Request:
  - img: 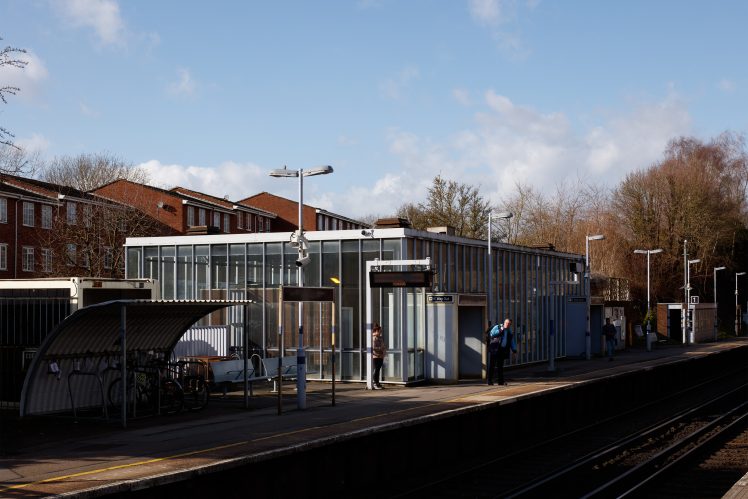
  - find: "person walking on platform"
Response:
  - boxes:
[603,317,617,361]
[372,323,386,389]
[487,318,516,385]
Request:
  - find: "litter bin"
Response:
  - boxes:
[646,323,656,351]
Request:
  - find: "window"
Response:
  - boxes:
[266,219,271,232]
[66,244,76,266]
[198,208,206,226]
[104,247,113,269]
[213,212,220,229]
[236,211,243,229]
[67,202,77,225]
[259,218,264,232]
[223,214,230,233]
[83,205,93,227]
[41,205,53,229]
[23,202,34,227]
[247,214,253,232]
[0,244,7,270]
[42,248,52,272]
[81,249,90,268]
[0,197,7,223]
[187,206,195,226]
[22,246,34,272]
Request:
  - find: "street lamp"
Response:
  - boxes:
[487,212,513,325]
[736,272,746,336]
[686,258,701,344]
[269,164,333,410]
[713,266,726,340]
[585,234,605,360]
[634,248,662,351]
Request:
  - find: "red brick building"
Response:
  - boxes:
[0,175,128,278]
[240,192,368,232]
[94,180,277,235]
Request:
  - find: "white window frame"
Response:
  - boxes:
[187,206,195,227]
[237,211,243,229]
[0,197,7,223]
[213,212,220,229]
[41,205,53,229]
[266,218,271,232]
[198,208,206,226]
[42,248,53,273]
[0,243,7,270]
[104,247,113,269]
[66,244,76,266]
[67,202,77,225]
[223,213,230,233]
[259,218,264,232]
[22,246,34,272]
[23,201,34,227]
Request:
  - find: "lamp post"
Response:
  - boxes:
[686,258,701,344]
[487,212,513,325]
[736,272,746,336]
[713,266,725,340]
[585,234,605,360]
[269,165,333,410]
[634,248,662,351]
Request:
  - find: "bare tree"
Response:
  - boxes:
[40,152,149,191]
[36,196,169,278]
[0,143,41,177]
[1,37,28,165]
[398,175,491,239]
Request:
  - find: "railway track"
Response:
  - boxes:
[392,369,748,499]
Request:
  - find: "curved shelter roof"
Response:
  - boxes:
[21,300,248,417]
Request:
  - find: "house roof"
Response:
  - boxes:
[240,191,367,226]
[171,187,276,218]
[1,174,99,202]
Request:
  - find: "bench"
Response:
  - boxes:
[209,355,315,395]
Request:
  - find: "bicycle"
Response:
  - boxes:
[107,358,184,416]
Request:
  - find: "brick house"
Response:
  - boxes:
[0,175,139,278]
[239,192,368,232]
[94,180,277,235]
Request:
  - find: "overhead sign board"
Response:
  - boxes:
[369,271,432,288]
[282,286,335,302]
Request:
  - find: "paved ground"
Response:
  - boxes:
[1,338,745,498]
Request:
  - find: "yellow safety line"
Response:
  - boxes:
[0,399,462,494]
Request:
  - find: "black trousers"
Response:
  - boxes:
[487,347,509,384]
[373,358,384,385]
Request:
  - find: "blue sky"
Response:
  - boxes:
[2,0,747,219]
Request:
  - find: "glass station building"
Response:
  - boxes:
[125,228,585,384]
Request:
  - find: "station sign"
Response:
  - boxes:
[282,286,335,302]
[428,295,454,303]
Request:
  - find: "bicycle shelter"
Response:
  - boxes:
[20,299,253,427]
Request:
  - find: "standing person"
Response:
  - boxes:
[372,323,386,389]
[487,318,516,385]
[603,317,617,361]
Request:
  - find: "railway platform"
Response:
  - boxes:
[1,338,746,498]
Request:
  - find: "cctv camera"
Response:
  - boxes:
[361,229,374,237]
[296,255,311,267]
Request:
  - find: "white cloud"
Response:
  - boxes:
[15,133,50,154]
[380,66,420,100]
[167,68,196,98]
[469,0,503,26]
[453,88,472,106]
[79,101,100,117]
[54,0,126,47]
[332,91,692,218]
[0,50,48,101]
[139,160,269,201]
[718,79,735,93]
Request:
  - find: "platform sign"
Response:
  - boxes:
[690,295,699,304]
[369,270,432,288]
[282,286,334,302]
[428,295,454,303]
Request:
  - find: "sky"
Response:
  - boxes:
[2,0,747,220]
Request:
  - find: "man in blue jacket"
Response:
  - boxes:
[487,318,516,385]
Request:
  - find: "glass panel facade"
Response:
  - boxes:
[125,230,582,384]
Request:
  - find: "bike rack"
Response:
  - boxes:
[67,363,108,421]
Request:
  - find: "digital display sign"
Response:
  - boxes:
[282,286,335,302]
[369,271,432,288]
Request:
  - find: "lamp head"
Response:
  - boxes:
[714,266,726,271]
[302,165,334,177]
[688,259,701,265]
[587,234,605,241]
[737,272,747,277]
[491,211,513,219]
[269,166,299,178]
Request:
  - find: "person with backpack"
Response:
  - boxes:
[487,318,516,385]
[602,317,617,361]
